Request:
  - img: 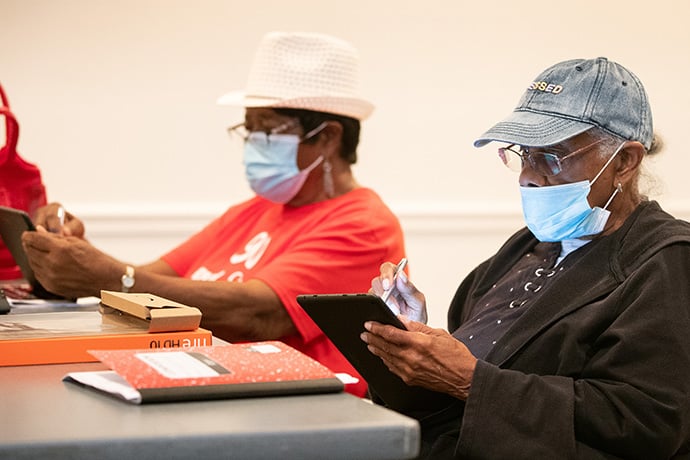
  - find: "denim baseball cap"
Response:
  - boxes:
[474,57,653,149]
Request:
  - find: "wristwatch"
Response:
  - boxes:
[121,265,135,292]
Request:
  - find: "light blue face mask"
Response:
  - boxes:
[520,142,625,242]
[243,124,326,204]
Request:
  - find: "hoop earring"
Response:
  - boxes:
[323,158,335,198]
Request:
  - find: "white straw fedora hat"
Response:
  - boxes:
[217,31,374,120]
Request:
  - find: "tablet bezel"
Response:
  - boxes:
[0,206,63,299]
[296,293,452,414]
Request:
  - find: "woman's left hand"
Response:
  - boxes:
[361,316,477,400]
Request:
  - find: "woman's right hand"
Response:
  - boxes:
[370,261,428,324]
[32,202,85,238]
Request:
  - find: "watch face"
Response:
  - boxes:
[122,266,135,290]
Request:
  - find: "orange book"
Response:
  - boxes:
[0,308,213,366]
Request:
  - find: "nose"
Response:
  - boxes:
[519,164,548,187]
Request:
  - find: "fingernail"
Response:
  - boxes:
[360,332,368,343]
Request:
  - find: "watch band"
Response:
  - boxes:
[121,265,135,292]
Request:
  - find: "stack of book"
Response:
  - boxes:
[1,296,212,366]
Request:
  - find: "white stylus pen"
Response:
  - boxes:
[381,258,407,303]
[56,206,66,227]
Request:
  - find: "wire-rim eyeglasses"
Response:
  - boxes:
[497,138,606,176]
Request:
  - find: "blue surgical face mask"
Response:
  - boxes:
[520,142,625,242]
[243,125,325,204]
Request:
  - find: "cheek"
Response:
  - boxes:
[588,173,618,206]
[553,160,604,186]
[296,146,321,170]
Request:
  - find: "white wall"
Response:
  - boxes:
[2,0,689,327]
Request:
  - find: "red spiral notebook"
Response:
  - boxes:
[64,341,344,404]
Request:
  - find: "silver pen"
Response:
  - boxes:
[381,258,407,303]
[56,206,66,227]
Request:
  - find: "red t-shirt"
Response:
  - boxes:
[162,188,405,396]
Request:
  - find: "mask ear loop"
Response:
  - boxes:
[303,122,328,140]
[603,182,623,210]
[591,141,626,211]
[590,141,626,185]
[304,121,334,198]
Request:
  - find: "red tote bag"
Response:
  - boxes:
[0,83,48,280]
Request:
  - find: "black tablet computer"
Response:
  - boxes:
[0,289,10,314]
[296,293,453,415]
[0,205,63,299]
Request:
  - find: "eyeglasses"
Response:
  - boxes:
[227,120,299,143]
[498,138,606,176]
[226,120,327,145]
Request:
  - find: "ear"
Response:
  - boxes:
[615,141,645,185]
[316,121,343,152]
